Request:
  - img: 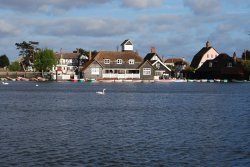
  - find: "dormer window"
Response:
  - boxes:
[227,62,232,67]
[129,59,134,64]
[117,59,122,64]
[209,62,213,67]
[104,59,110,64]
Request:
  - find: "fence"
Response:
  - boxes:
[0,71,42,78]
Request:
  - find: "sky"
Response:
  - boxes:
[0,0,249,62]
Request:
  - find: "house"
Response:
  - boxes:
[144,47,171,79]
[82,50,143,80]
[190,41,219,69]
[52,50,84,81]
[195,52,245,80]
[121,39,134,51]
[82,39,146,80]
[165,58,188,78]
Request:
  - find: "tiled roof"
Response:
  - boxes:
[82,51,143,70]
[165,58,187,64]
[55,52,80,59]
[94,51,143,62]
[190,47,212,68]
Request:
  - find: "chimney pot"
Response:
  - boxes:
[151,47,156,53]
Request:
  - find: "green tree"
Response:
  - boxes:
[34,48,57,77]
[241,50,250,60]
[8,61,21,71]
[241,60,250,80]
[0,54,10,68]
[15,41,39,71]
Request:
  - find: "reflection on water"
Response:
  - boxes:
[0,82,250,166]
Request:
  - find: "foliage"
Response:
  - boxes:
[241,50,250,60]
[0,54,10,68]
[241,60,250,74]
[8,61,21,71]
[75,48,98,59]
[15,41,39,70]
[34,48,57,73]
[184,65,195,73]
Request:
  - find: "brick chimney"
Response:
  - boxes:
[206,41,211,48]
[151,47,156,53]
[89,50,92,60]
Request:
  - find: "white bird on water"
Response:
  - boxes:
[36,84,39,87]
[96,89,106,95]
[2,82,9,85]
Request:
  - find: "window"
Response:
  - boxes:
[227,62,232,67]
[104,59,110,64]
[129,59,134,64]
[156,63,160,69]
[143,68,151,75]
[91,68,99,75]
[207,54,209,58]
[117,59,122,64]
[209,62,213,67]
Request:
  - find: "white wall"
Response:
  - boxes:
[123,45,133,51]
[198,48,219,68]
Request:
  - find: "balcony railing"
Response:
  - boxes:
[103,73,140,79]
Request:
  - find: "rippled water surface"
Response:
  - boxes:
[0,81,250,166]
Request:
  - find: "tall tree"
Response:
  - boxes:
[0,54,10,68]
[241,50,250,60]
[15,41,39,71]
[34,48,57,77]
[241,60,250,80]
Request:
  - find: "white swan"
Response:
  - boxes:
[2,82,9,85]
[96,89,106,95]
[35,84,39,87]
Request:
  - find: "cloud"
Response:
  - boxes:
[0,20,20,37]
[0,0,111,14]
[122,0,164,8]
[183,0,221,15]
[29,17,139,37]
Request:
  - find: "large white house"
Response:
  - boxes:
[52,50,83,81]
[190,41,219,69]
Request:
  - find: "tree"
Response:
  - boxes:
[183,65,195,79]
[8,61,21,71]
[0,54,10,68]
[241,50,250,60]
[15,41,39,71]
[241,60,250,80]
[33,48,57,77]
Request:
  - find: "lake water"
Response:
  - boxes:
[0,81,249,166]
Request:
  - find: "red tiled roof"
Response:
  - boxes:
[165,58,184,64]
[55,53,80,59]
[94,51,143,62]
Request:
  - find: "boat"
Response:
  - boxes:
[87,79,96,83]
[155,79,176,83]
[232,79,247,83]
[187,79,194,82]
[201,79,208,82]
[79,79,85,83]
[174,79,187,82]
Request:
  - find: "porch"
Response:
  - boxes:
[102,69,140,79]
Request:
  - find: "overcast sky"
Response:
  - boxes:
[0,0,249,62]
